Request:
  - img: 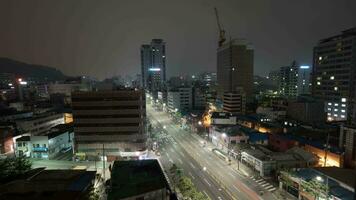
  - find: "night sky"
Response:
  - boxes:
[1,0,355,80]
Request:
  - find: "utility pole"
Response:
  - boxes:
[324,133,330,167]
[102,143,105,180]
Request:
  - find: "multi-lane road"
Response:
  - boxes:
[148,104,279,200]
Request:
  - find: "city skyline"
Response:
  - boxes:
[0,0,355,79]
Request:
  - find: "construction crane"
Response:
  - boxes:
[214,7,226,47]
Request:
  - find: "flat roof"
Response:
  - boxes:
[291,168,355,200]
[0,168,96,200]
[108,159,168,200]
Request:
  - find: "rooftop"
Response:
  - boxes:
[0,168,96,200]
[289,168,355,200]
[108,159,169,200]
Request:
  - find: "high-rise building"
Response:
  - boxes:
[279,61,311,98]
[141,39,166,97]
[71,89,147,160]
[279,61,299,98]
[312,27,356,123]
[222,88,246,115]
[297,65,311,95]
[217,39,254,100]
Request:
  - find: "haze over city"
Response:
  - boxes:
[1,0,355,79]
[1,1,356,200]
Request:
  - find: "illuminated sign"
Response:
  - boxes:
[148,68,161,72]
[33,147,48,152]
[300,65,310,69]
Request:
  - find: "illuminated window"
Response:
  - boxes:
[334,109,338,112]
[341,115,345,118]
[341,98,347,102]
[334,103,339,106]
[328,102,332,106]
[330,76,334,80]
[334,87,338,91]
[327,113,331,116]
[319,56,323,61]
[327,108,331,111]
[342,104,346,107]
[334,114,338,117]
[317,77,322,80]
[317,82,321,85]
[341,110,346,113]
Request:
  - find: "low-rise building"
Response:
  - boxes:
[167,87,192,113]
[222,89,246,115]
[0,123,15,155]
[339,125,356,168]
[287,100,326,124]
[240,145,317,177]
[15,123,73,159]
[108,159,173,200]
[279,167,355,200]
[256,106,286,121]
[0,168,97,200]
[15,112,65,136]
[210,112,236,125]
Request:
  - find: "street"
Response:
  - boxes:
[148,104,280,200]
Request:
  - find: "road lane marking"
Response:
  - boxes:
[262,183,269,187]
[189,162,196,169]
[178,151,185,157]
[228,172,235,177]
[189,172,195,179]
[204,178,211,187]
[256,179,264,183]
[265,185,274,189]
[268,188,276,192]
[177,158,183,164]
[233,185,241,192]
[203,191,210,199]
[259,181,266,185]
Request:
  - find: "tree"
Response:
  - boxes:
[0,156,32,183]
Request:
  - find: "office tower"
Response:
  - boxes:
[71,89,147,160]
[312,27,356,123]
[279,61,299,98]
[222,88,246,115]
[217,39,254,100]
[140,39,166,97]
[297,65,311,95]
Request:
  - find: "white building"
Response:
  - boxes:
[167,87,192,112]
[15,112,65,136]
[15,124,74,159]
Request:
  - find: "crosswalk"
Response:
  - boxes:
[250,176,276,192]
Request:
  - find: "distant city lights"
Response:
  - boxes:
[300,65,310,69]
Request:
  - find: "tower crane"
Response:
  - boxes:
[214,7,226,47]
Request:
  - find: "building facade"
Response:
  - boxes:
[71,89,147,160]
[222,89,246,115]
[167,87,192,112]
[15,112,65,136]
[217,39,254,100]
[279,61,299,98]
[312,27,356,123]
[339,125,356,168]
[141,39,166,97]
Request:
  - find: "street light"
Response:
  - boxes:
[222,133,227,138]
[198,121,202,126]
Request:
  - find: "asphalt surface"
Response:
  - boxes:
[148,104,279,200]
